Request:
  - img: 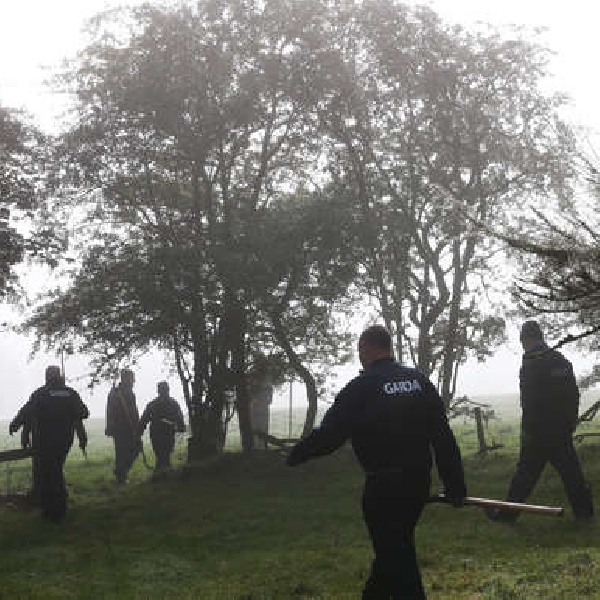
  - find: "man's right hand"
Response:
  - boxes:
[449,497,465,508]
[9,421,18,435]
[445,492,466,508]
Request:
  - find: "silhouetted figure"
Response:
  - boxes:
[286,325,466,599]
[488,320,594,523]
[249,356,273,449]
[139,381,185,471]
[105,369,140,483]
[9,365,89,522]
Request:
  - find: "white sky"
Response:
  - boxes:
[1,0,599,418]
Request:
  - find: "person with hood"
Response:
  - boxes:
[139,381,185,471]
[487,320,594,522]
[105,368,141,483]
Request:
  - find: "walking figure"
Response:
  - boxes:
[139,381,185,471]
[9,365,89,522]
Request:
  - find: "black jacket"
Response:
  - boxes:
[520,344,579,437]
[287,358,466,499]
[10,382,89,454]
[106,385,139,438]
[139,396,185,437]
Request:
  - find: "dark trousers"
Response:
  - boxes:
[113,435,140,483]
[507,432,593,519]
[39,450,69,522]
[28,453,42,504]
[150,431,175,470]
[362,472,430,600]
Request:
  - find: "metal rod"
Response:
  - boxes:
[288,379,293,438]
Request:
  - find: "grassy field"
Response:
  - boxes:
[0,413,598,599]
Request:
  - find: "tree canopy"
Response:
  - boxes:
[0,106,43,296]
[22,0,585,455]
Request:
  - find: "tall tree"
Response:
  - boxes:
[315,1,574,407]
[28,0,354,456]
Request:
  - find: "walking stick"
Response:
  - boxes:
[429,494,564,517]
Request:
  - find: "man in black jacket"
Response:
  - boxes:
[105,368,141,483]
[9,365,89,522]
[488,320,594,522]
[287,325,466,599]
[19,396,87,506]
[139,381,185,471]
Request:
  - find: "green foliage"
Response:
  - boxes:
[0,102,68,298]
[502,160,600,386]
[0,106,47,296]
[24,0,581,442]
[313,2,574,405]
[27,0,361,451]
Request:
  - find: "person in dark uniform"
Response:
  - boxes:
[19,399,87,505]
[105,368,141,483]
[9,365,89,521]
[487,320,594,523]
[139,381,185,471]
[286,325,466,599]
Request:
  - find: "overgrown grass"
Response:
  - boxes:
[0,417,598,599]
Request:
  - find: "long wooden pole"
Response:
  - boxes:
[429,494,564,517]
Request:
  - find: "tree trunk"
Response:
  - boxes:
[188,405,226,461]
[439,237,463,408]
[474,407,487,454]
[272,316,319,436]
[186,326,229,461]
[298,366,319,437]
[232,330,254,454]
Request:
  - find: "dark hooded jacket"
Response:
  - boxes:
[139,396,185,437]
[520,343,579,437]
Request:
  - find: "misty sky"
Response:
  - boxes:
[1,1,599,418]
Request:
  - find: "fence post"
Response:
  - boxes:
[474,407,487,454]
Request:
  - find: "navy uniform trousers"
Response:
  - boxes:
[150,430,176,470]
[507,432,593,519]
[362,471,430,599]
[39,448,70,521]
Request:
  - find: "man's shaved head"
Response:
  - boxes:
[358,325,393,369]
[359,325,393,352]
